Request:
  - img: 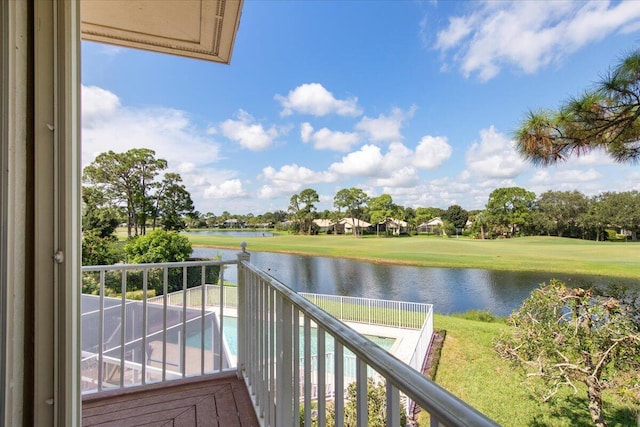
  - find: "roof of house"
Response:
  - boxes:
[339,218,372,227]
[418,217,443,227]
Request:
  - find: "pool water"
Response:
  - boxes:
[186,316,395,358]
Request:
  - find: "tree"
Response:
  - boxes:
[485,187,536,236]
[441,204,469,232]
[470,210,488,239]
[495,280,640,427]
[82,186,122,238]
[403,206,416,233]
[599,191,640,240]
[368,194,399,236]
[515,49,640,165]
[288,188,319,235]
[415,207,444,228]
[577,196,609,241]
[82,230,125,266]
[334,187,369,237]
[153,173,194,231]
[83,148,168,236]
[535,190,588,237]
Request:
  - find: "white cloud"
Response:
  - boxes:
[527,167,607,196]
[299,123,360,152]
[434,1,640,81]
[564,149,616,167]
[81,85,221,169]
[355,106,416,142]
[300,122,313,142]
[374,167,420,188]
[261,164,336,185]
[329,144,386,177]
[275,83,362,117]
[413,135,453,169]
[82,85,120,125]
[328,137,452,182]
[177,162,196,174]
[203,179,247,199]
[257,164,337,199]
[465,126,528,179]
[97,45,124,57]
[219,110,280,151]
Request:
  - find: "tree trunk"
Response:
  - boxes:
[586,377,606,427]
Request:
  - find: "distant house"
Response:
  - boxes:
[377,218,408,235]
[222,218,245,228]
[339,218,372,235]
[312,218,334,233]
[417,217,443,234]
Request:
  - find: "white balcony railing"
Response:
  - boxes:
[82,244,498,426]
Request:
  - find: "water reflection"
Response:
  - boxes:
[191,247,639,317]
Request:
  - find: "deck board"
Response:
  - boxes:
[83,374,258,427]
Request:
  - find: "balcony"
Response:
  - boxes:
[81,244,498,426]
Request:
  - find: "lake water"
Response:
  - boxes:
[192,247,640,317]
[188,230,276,237]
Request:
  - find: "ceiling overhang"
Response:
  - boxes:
[80,0,243,64]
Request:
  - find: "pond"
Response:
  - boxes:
[191,247,640,317]
[188,230,277,237]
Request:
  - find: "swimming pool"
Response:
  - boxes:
[186,316,396,359]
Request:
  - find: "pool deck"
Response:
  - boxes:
[343,321,422,365]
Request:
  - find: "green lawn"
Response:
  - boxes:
[429,315,637,426]
[184,233,640,279]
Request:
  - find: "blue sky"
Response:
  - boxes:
[82,0,640,215]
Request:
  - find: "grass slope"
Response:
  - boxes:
[186,233,640,279]
[431,315,636,426]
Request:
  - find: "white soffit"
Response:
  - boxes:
[81,0,243,64]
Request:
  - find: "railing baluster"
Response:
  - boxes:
[269,288,276,427]
[293,306,300,425]
[181,267,187,378]
[304,316,311,427]
[275,294,283,425]
[317,326,326,426]
[141,268,148,385]
[356,358,367,427]
[200,265,205,375]
[218,264,224,371]
[98,270,105,392]
[259,274,266,415]
[335,341,344,427]
[386,380,400,427]
[120,270,126,388]
[162,267,168,382]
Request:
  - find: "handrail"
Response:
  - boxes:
[81,259,236,272]
[239,259,498,427]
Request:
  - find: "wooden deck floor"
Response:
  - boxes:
[82,373,259,427]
